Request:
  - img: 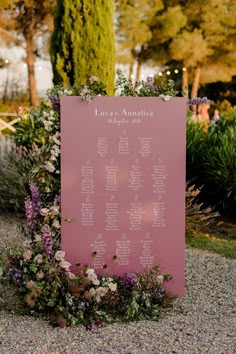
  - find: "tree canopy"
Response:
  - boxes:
[0,0,56,106]
[50,0,116,95]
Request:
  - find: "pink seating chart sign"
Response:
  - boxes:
[61,96,186,296]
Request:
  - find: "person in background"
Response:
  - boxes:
[198,103,210,123]
[211,109,220,124]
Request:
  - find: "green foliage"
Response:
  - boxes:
[14,104,49,149]
[205,125,236,209]
[186,112,236,211]
[50,0,115,95]
[13,102,60,201]
[186,117,207,182]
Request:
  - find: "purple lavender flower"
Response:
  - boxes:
[188,97,209,106]
[8,267,23,284]
[123,272,138,288]
[48,95,60,111]
[25,183,41,232]
[41,224,53,257]
[30,183,41,215]
[25,198,34,227]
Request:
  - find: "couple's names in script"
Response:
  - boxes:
[95,108,154,126]
[95,108,154,117]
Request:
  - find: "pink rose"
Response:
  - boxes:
[80,87,90,95]
[34,254,43,264]
[96,287,108,297]
[59,260,71,271]
[36,271,44,280]
[54,250,65,261]
[89,76,100,81]
[23,250,32,261]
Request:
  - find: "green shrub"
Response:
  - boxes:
[186,118,207,183]
[204,125,236,209]
[14,103,50,149]
[0,143,41,211]
[186,109,236,212]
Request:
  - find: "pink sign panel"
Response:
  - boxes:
[61,96,186,296]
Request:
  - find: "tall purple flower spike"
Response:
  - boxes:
[25,183,41,232]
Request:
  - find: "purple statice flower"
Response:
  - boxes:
[123,272,138,288]
[152,287,165,304]
[188,97,209,106]
[48,95,60,111]
[78,301,86,310]
[41,224,53,257]
[146,76,154,90]
[8,267,23,285]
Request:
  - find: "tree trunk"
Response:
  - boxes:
[182,67,188,96]
[25,33,39,107]
[135,59,142,82]
[129,61,134,80]
[191,65,201,99]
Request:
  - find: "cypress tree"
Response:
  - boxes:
[50,0,115,94]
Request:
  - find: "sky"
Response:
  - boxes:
[0,45,53,98]
[0,45,162,99]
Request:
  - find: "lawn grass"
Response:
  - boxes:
[186,232,236,258]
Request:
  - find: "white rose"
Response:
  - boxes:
[67,272,76,280]
[59,260,71,270]
[34,234,42,242]
[108,283,117,292]
[52,220,60,229]
[86,268,95,276]
[34,254,43,264]
[45,161,55,173]
[50,206,59,214]
[55,250,65,261]
[22,239,32,247]
[91,274,100,286]
[96,287,108,297]
[157,275,164,284]
[40,208,50,216]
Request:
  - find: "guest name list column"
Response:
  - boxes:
[61,96,186,296]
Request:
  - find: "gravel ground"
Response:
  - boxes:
[0,213,236,354]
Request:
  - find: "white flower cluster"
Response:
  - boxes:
[85,268,117,299]
[57,88,73,96]
[45,132,61,174]
[39,206,61,229]
[54,250,75,279]
[42,109,58,132]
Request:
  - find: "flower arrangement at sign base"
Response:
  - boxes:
[3,72,188,328]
